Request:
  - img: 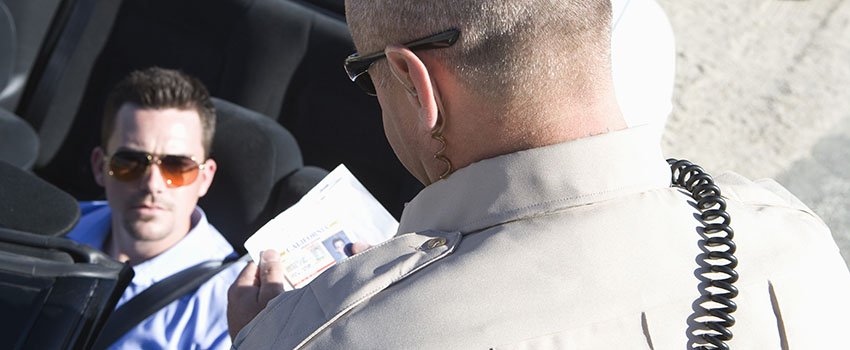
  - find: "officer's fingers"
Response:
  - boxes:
[227,262,260,340]
[229,261,259,298]
[351,242,372,255]
[227,262,260,317]
[257,250,285,303]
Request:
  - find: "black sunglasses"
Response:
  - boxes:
[344,29,461,96]
[104,149,205,188]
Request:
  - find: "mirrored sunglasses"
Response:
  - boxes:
[105,149,205,188]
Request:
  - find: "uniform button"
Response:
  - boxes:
[424,237,447,249]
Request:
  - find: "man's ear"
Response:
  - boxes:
[385,45,440,131]
[196,158,217,198]
[91,147,106,187]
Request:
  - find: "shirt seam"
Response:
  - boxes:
[458,180,668,234]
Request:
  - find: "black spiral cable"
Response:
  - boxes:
[668,159,739,350]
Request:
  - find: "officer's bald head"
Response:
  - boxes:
[344,0,613,106]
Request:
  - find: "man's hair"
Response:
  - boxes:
[346,0,612,107]
[102,67,216,157]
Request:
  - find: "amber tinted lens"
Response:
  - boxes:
[159,155,200,187]
[109,150,149,181]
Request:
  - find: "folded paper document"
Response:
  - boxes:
[243,165,398,289]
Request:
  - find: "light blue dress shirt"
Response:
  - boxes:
[66,201,244,350]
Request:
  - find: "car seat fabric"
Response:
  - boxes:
[0,159,79,236]
[0,0,64,110]
[0,107,39,169]
[0,0,14,92]
[13,0,121,190]
[271,165,329,214]
[201,98,327,252]
[293,0,345,17]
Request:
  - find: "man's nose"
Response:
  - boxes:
[138,162,167,192]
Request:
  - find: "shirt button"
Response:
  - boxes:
[424,237,447,249]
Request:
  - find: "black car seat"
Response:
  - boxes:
[0,160,79,236]
[0,0,64,110]
[203,97,328,252]
[296,0,344,17]
[0,107,39,169]
[0,1,39,169]
[0,0,13,92]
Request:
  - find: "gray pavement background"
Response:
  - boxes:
[656,0,850,266]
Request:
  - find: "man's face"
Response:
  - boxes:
[93,104,215,242]
[334,240,346,254]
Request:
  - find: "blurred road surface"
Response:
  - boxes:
[657,0,850,266]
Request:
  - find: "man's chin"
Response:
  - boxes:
[125,219,172,242]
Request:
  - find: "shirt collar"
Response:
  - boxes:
[397,125,672,235]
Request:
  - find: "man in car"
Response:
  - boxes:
[67,67,241,349]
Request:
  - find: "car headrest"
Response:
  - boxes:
[0,160,80,236]
[0,107,39,169]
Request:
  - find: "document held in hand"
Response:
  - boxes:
[243,165,399,289]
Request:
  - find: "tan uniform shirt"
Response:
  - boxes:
[233,125,850,349]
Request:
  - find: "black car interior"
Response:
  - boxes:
[0,0,420,347]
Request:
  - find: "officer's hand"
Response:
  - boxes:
[227,249,285,341]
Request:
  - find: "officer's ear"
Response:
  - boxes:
[385,45,440,132]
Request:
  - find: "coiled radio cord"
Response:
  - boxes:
[668,159,739,350]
